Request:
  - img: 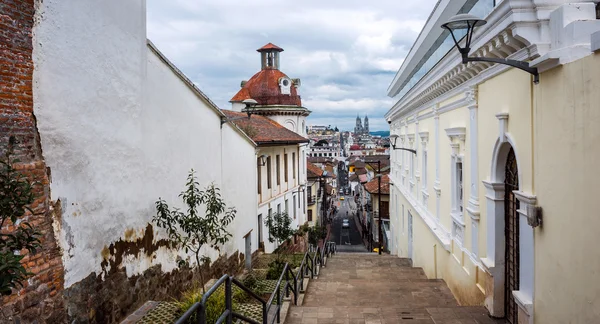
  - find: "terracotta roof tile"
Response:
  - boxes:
[307,161,323,179]
[364,174,390,195]
[257,43,284,52]
[230,69,301,106]
[222,110,308,145]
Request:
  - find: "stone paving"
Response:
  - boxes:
[286,253,506,324]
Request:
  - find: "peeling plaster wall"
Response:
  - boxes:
[33,0,149,288]
[32,1,257,321]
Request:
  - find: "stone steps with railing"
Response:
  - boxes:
[123,242,337,324]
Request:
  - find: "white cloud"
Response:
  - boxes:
[146,0,437,131]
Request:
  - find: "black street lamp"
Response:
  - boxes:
[441,14,539,83]
[221,98,259,127]
[389,135,417,154]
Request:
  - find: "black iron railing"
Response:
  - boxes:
[175,274,266,324]
[175,241,337,324]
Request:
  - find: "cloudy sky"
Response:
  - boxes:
[146,0,437,132]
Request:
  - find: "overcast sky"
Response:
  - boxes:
[146,0,437,132]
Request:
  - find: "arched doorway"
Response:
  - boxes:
[504,147,519,324]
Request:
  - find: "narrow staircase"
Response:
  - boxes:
[286,253,506,324]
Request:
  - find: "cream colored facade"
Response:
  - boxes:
[386,1,600,323]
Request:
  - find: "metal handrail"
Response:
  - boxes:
[175,274,229,324]
[174,247,335,324]
[265,262,300,324]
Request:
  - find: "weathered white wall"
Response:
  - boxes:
[221,124,258,258]
[257,145,306,253]
[33,0,257,288]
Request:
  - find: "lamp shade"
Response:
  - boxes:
[441,14,486,31]
[389,134,399,147]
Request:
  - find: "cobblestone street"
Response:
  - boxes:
[286,253,506,324]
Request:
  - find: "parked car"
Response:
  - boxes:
[342,219,350,228]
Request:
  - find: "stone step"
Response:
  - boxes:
[285,253,507,324]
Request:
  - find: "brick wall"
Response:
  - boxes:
[0,0,66,322]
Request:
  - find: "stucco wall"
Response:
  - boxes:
[32,0,257,321]
[533,53,600,324]
[221,124,258,260]
[257,145,306,253]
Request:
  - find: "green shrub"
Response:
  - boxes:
[176,284,240,324]
[266,259,286,280]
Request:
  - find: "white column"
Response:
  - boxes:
[466,87,480,257]
[415,117,420,191]
[433,108,441,220]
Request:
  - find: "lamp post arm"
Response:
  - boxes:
[464,56,539,83]
[392,147,417,155]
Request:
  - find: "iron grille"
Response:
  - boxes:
[504,147,520,324]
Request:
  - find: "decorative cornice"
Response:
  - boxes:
[445,127,466,142]
[385,0,562,122]
[419,131,429,144]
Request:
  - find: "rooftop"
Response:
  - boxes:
[222,110,308,146]
[364,174,390,195]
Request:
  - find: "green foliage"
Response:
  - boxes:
[176,285,241,324]
[154,170,236,293]
[266,259,286,280]
[307,226,323,247]
[0,137,41,296]
[242,271,269,294]
[264,211,294,246]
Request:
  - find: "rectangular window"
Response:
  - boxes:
[422,151,428,190]
[268,209,272,240]
[457,162,463,213]
[284,153,288,182]
[402,204,405,235]
[292,152,296,179]
[277,203,281,215]
[276,155,281,185]
[285,199,289,215]
[410,151,415,180]
[293,195,297,219]
[257,158,262,194]
[308,210,313,221]
[267,156,272,189]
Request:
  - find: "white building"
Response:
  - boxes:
[228,43,312,253]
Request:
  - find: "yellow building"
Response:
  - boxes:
[385,1,600,324]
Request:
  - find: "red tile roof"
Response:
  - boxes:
[307,161,324,178]
[230,69,302,106]
[364,174,390,195]
[326,184,334,195]
[257,43,284,52]
[222,110,308,146]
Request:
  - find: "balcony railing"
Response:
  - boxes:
[308,195,317,205]
[372,211,390,220]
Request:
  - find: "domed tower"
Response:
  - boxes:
[230,43,310,137]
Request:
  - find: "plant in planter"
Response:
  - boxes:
[264,211,294,279]
[154,170,236,294]
[0,136,41,296]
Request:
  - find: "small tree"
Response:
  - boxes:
[264,211,295,279]
[154,170,236,294]
[0,137,41,296]
[307,225,322,249]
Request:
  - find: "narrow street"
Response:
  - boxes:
[329,195,369,253]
